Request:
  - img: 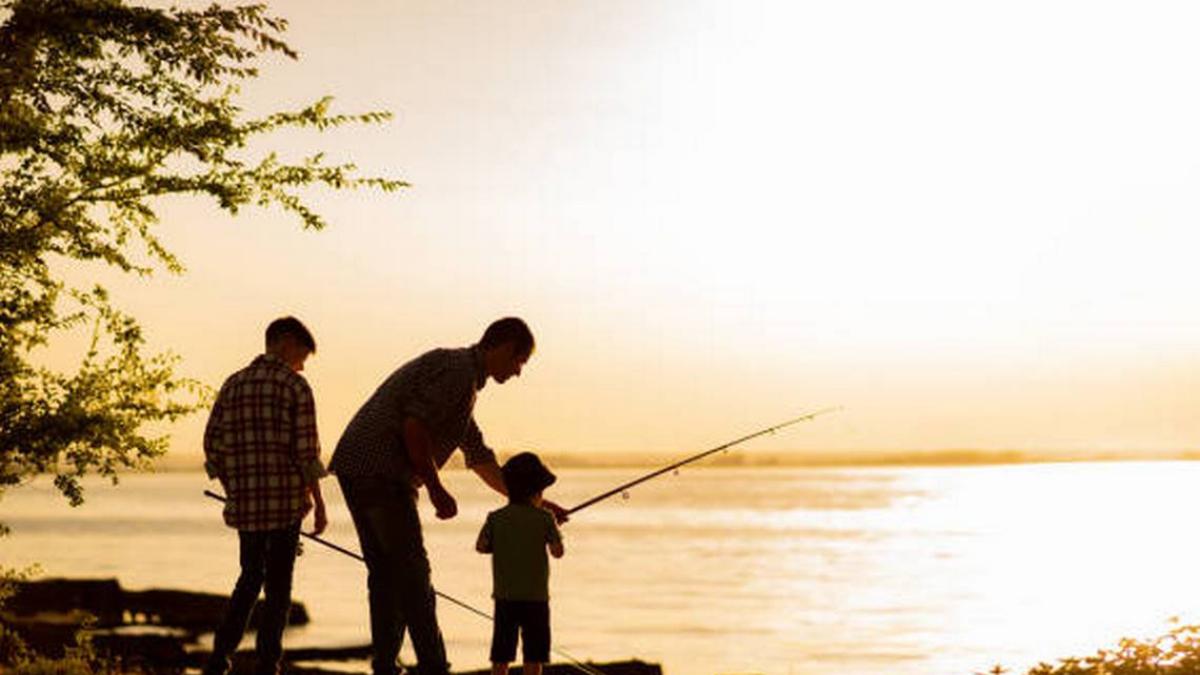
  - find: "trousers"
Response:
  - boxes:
[339,474,449,675]
[204,524,300,675]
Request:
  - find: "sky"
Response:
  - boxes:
[77,0,1200,462]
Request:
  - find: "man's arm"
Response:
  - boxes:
[462,419,569,524]
[471,460,507,496]
[549,540,565,559]
[404,416,457,519]
[462,418,504,496]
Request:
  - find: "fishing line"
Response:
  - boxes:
[202,490,605,675]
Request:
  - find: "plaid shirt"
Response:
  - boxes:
[329,345,497,481]
[204,354,326,531]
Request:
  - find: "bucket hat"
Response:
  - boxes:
[501,452,557,500]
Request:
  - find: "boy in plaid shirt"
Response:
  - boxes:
[203,317,328,675]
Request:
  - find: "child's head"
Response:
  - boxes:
[501,452,557,504]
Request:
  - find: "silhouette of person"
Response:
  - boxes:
[202,316,328,675]
[330,317,567,675]
[476,452,565,675]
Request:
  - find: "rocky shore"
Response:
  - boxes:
[2,578,660,675]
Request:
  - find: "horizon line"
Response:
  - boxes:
[151,448,1200,471]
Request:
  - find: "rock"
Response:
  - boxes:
[2,579,662,675]
[4,578,124,627]
[5,578,308,633]
[455,660,662,675]
[215,657,662,675]
[125,587,309,631]
[92,632,188,673]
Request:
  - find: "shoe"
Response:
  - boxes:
[202,656,231,675]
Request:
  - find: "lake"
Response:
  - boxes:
[4,462,1200,675]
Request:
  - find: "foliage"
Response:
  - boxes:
[7,655,101,675]
[978,622,1200,675]
[0,567,32,665]
[3,616,123,675]
[0,0,407,508]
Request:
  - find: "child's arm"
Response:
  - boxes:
[476,517,493,554]
[547,515,564,558]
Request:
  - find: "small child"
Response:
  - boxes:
[476,452,565,675]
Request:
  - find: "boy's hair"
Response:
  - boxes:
[502,452,556,503]
[265,316,316,353]
[480,317,535,358]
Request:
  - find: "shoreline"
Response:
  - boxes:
[2,578,662,675]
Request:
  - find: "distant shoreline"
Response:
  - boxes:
[151,449,1200,472]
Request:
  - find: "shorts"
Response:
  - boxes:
[490,599,550,663]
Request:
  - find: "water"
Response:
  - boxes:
[4,462,1200,675]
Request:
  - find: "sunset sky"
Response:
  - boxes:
[82,0,1200,461]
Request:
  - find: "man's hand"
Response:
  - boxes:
[429,483,458,520]
[310,500,328,536]
[542,499,569,525]
[405,416,455,519]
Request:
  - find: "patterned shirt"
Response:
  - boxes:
[203,354,326,531]
[329,345,497,481]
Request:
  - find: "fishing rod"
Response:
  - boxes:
[566,407,841,515]
[202,490,605,675]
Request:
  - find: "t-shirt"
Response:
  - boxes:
[478,503,562,601]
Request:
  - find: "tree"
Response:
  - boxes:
[0,0,407,511]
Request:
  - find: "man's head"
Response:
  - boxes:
[479,317,534,384]
[265,316,316,372]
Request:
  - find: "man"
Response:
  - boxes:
[330,317,566,675]
[203,316,328,675]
